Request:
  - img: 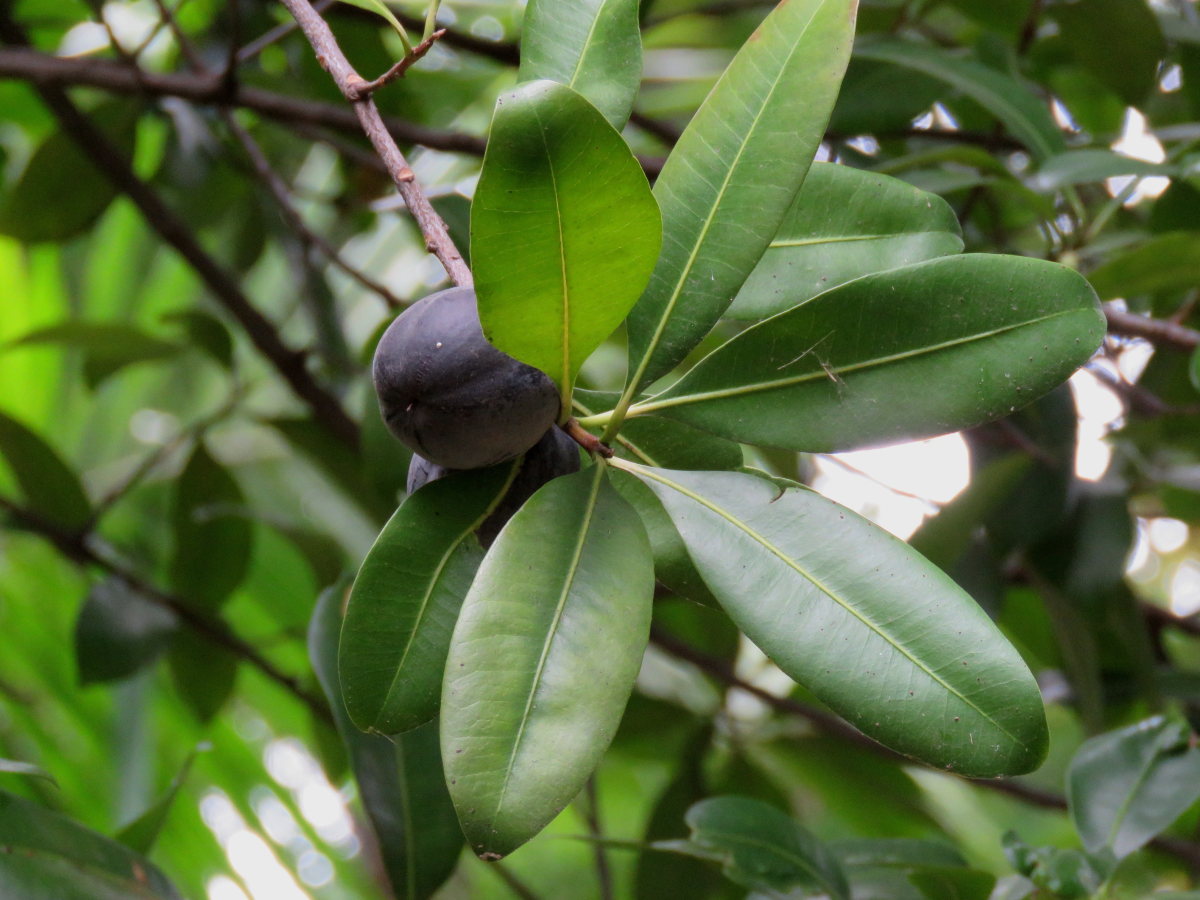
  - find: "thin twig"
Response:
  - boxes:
[238,0,334,62]
[149,0,204,70]
[0,17,360,450]
[0,496,333,725]
[279,0,472,287]
[564,418,614,458]
[346,29,445,99]
[583,777,614,900]
[488,861,544,900]
[223,112,405,307]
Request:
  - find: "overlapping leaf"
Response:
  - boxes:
[340,462,519,735]
[518,0,643,128]
[727,163,963,319]
[623,465,1049,776]
[629,255,1103,453]
[441,463,654,858]
[473,80,660,403]
[624,0,858,393]
[310,585,463,900]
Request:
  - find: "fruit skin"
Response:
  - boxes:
[407,425,582,546]
[373,287,561,469]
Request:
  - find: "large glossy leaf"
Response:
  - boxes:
[75,577,179,685]
[9,322,181,389]
[0,789,182,899]
[310,585,463,900]
[629,255,1103,454]
[441,462,654,858]
[1048,0,1166,105]
[1087,232,1200,299]
[623,0,857,394]
[655,796,849,899]
[854,38,1065,160]
[518,0,642,129]
[169,443,253,612]
[1066,716,1200,858]
[0,409,91,531]
[727,163,963,320]
[340,462,519,735]
[622,465,1049,776]
[473,80,661,402]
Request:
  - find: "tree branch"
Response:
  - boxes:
[278,0,472,287]
[0,20,360,450]
[0,46,488,156]
[1105,307,1200,353]
[0,496,333,726]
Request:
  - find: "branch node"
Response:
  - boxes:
[565,418,614,459]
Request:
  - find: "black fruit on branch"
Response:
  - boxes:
[407,424,582,546]
[373,287,561,469]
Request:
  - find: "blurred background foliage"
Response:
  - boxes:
[5,0,1200,898]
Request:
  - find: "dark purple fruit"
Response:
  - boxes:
[407,424,581,546]
[373,287,561,469]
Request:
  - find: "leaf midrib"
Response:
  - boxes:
[491,463,607,822]
[566,0,608,91]
[627,0,828,390]
[627,464,1021,743]
[633,307,1083,415]
[770,230,955,248]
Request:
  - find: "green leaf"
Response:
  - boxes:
[270,416,395,524]
[473,80,661,403]
[655,796,849,899]
[622,465,1049,776]
[168,632,237,722]
[115,745,207,854]
[624,0,857,393]
[310,584,463,900]
[0,409,92,531]
[1029,150,1174,192]
[831,838,967,870]
[907,867,997,900]
[1087,232,1200,299]
[0,102,137,243]
[162,310,234,369]
[169,443,253,612]
[909,454,1032,572]
[0,758,57,787]
[518,0,643,129]
[75,578,179,685]
[1048,0,1166,105]
[631,255,1103,454]
[575,390,743,471]
[340,461,520,735]
[441,462,654,858]
[9,322,182,389]
[1066,715,1200,858]
[611,468,720,608]
[727,163,963,320]
[0,789,182,899]
[853,38,1066,160]
[337,0,412,50]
